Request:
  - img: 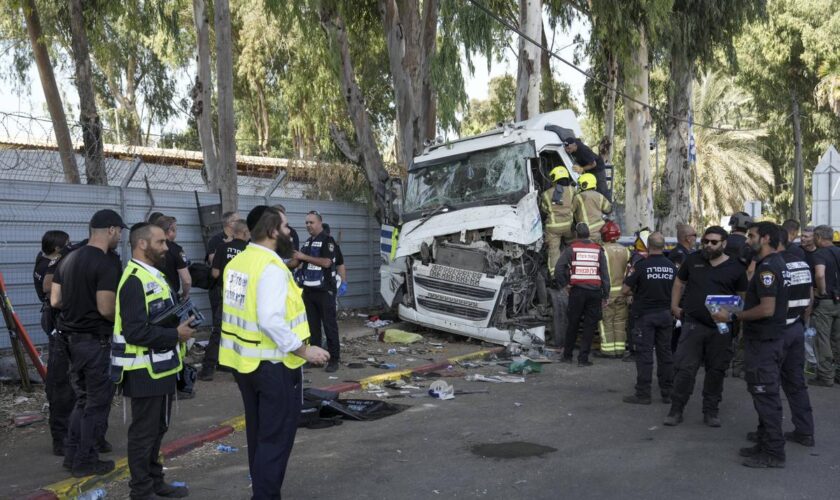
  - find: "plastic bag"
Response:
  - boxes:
[382,329,423,344]
[804,327,817,364]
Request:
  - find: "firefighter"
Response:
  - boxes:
[571,173,612,243]
[598,221,631,357]
[540,165,575,276]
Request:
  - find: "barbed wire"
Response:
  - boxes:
[0,111,378,202]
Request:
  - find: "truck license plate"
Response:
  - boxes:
[429,264,482,286]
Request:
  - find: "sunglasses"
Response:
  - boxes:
[701,238,722,245]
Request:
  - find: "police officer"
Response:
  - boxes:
[671,223,697,264]
[571,173,612,242]
[665,226,747,428]
[556,223,610,366]
[199,219,250,381]
[622,232,675,404]
[599,221,630,357]
[623,228,651,361]
[291,210,340,372]
[540,166,575,276]
[154,216,191,301]
[725,211,753,263]
[112,223,194,498]
[743,228,815,451]
[34,230,74,456]
[810,224,840,386]
[711,222,788,467]
[51,209,125,476]
[220,206,329,498]
[781,219,806,260]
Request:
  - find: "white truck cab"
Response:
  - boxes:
[380,110,584,346]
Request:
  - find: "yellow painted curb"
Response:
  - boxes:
[45,456,130,500]
[220,414,247,432]
[358,347,503,389]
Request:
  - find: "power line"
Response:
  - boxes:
[465,0,765,133]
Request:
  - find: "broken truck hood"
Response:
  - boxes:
[395,191,542,258]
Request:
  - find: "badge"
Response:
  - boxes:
[760,271,775,287]
[329,243,335,252]
[145,281,163,294]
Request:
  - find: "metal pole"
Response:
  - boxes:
[263,170,287,205]
[367,199,375,307]
[119,157,143,264]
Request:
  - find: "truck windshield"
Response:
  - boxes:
[404,142,533,216]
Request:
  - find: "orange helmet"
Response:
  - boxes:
[600,220,621,242]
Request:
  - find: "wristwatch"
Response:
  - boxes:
[729,312,738,322]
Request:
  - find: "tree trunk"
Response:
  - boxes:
[622,26,653,232]
[515,0,541,121]
[256,83,270,154]
[320,7,390,221]
[791,90,805,227]
[660,41,694,233]
[602,49,618,164]
[69,0,106,185]
[539,25,554,112]
[191,0,219,188]
[23,0,80,183]
[420,0,438,143]
[215,0,238,213]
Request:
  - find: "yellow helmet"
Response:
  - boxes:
[549,166,570,183]
[578,173,597,191]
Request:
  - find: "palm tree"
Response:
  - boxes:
[690,69,773,226]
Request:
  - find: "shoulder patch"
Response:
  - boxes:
[760,270,775,287]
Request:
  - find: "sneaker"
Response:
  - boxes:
[808,378,834,387]
[703,414,721,428]
[742,452,785,468]
[739,444,762,458]
[325,361,339,373]
[578,360,593,367]
[621,352,636,363]
[623,394,652,405]
[71,459,115,478]
[97,439,113,454]
[178,390,196,400]
[155,481,190,498]
[197,365,215,381]
[663,411,683,426]
[784,431,815,447]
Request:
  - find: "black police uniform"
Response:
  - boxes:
[668,244,693,352]
[670,252,748,419]
[116,263,187,499]
[53,245,121,473]
[34,251,76,454]
[297,231,340,362]
[204,238,248,372]
[161,240,189,298]
[742,252,789,462]
[624,254,676,400]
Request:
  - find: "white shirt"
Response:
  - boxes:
[132,259,167,282]
[250,243,303,356]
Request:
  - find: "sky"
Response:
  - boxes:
[0,15,591,144]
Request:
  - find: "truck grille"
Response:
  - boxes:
[414,276,496,300]
[417,297,489,320]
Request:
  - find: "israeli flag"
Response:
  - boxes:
[688,109,697,164]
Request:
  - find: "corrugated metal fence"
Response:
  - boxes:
[0,179,381,348]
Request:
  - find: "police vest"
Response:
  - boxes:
[781,251,812,325]
[604,242,630,296]
[541,186,574,234]
[219,245,310,373]
[570,241,603,287]
[111,261,183,384]
[296,235,334,290]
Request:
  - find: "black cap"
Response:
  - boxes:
[246,205,270,231]
[563,137,577,146]
[90,209,127,229]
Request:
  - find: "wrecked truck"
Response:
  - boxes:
[379,110,585,346]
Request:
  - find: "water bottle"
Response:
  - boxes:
[709,305,729,334]
[76,489,107,500]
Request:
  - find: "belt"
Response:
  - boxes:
[65,332,111,343]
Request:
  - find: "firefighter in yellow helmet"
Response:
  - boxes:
[540,165,575,276]
[597,221,631,357]
[572,173,613,243]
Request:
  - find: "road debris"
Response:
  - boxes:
[465,374,526,384]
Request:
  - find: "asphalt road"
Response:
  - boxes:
[93,355,840,500]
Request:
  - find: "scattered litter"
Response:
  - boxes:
[328,376,338,380]
[387,348,397,355]
[13,396,30,404]
[13,411,44,427]
[76,488,107,500]
[384,380,406,389]
[465,374,525,384]
[428,380,455,400]
[381,329,423,344]
[365,319,392,328]
[457,361,484,369]
[514,402,523,407]
[347,363,365,369]
[648,426,658,431]
[429,342,445,348]
[508,359,543,375]
[378,363,398,369]
[406,357,417,362]
[454,389,489,395]
[216,444,239,453]
[171,482,187,488]
[515,480,527,485]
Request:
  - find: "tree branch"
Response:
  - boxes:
[329,123,360,163]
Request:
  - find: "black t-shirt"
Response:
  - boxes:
[677,252,748,327]
[624,254,676,315]
[52,245,121,336]
[205,231,226,263]
[289,226,300,252]
[668,244,693,266]
[803,247,817,283]
[299,232,337,291]
[743,253,788,339]
[570,140,604,174]
[724,233,753,264]
[212,239,248,275]
[162,240,189,294]
[33,252,59,303]
[813,245,840,297]
[785,242,806,261]
[334,241,344,267]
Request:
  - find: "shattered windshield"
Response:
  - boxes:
[403,142,534,216]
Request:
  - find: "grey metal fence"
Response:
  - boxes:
[0,179,382,348]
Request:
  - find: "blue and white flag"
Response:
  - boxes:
[688,109,697,164]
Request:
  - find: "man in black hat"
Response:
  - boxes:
[51,209,125,477]
[564,137,609,198]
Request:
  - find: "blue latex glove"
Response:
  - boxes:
[338,282,348,297]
